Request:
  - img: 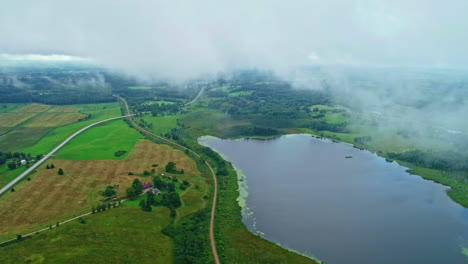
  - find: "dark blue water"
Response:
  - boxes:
[199,134,468,264]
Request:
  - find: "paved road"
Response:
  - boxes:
[115,95,220,264]
[185,86,206,106]
[0,115,134,196]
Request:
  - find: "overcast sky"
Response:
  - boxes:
[1,0,468,79]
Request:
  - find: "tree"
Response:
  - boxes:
[153,177,165,190]
[162,192,182,208]
[146,191,155,206]
[10,188,15,192]
[103,186,116,197]
[16,234,22,240]
[165,161,176,173]
[132,179,143,195]
[167,182,176,192]
[126,187,138,200]
[50,164,55,169]
[58,168,64,175]
[7,162,16,170]
[139,199,152,212]
[46,164,50,169]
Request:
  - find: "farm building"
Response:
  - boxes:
[151,188,161,195]
[142,183,152,189]
[20,160,27,166]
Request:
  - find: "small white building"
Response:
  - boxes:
[20,160,27,166]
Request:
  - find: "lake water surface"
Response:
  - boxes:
[199,134,468,264]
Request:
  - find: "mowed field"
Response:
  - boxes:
[0,140,205,239]
[0,102,120,155]
[54,120,143,160]
[0,206,174,264]
[0,104,86,152]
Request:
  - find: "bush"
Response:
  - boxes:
[114,150,127,157]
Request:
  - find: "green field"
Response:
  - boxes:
[22,103,123,156]
[54,120,143,160]
[0,165,27,189]
[0,104,28,113]
[141,113,186,136]
[0,206,174,264]
[228,91,253,97]
[128,86,153,90]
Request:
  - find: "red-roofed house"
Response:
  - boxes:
[143,183,152,189]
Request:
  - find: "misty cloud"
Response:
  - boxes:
[1,0,468,79]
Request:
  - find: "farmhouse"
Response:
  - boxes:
[142,183,152,189]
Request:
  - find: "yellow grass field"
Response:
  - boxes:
[0,140,205,237]
[0,112,38,127]
[47,107,80,113]
[13,104,51,113]
[24,112,86,127]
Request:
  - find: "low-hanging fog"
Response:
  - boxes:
[1,0,468,152]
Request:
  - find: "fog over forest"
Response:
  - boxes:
[1,0,468,151]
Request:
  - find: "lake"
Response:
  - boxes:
[199,134,468,264]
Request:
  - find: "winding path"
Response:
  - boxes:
[114,95,220,264]
[0,115,134,196]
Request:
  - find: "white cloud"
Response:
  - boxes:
[0,0,467,79]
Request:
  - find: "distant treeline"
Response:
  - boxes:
[0,91,115,105]
[387,150,468,173]
[0,69,114,105]
[309,120,349,133]
[227,125,280,137]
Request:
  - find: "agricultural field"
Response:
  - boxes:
[23,112,86,128]
[0,140,206,240]
[0,103,109,152]
[0,165,27,189]
[13,104,51,113]
[0,103,28,113]
[0,102,125,197]
[0,112,38,127]
[0,206,174,264]
[54,120,143,160]
[21,103,122,156]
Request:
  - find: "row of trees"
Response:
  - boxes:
[91,200,121,213]
[387,150,468,173]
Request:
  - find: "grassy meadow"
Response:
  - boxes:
[0,206,174,264]
[54,120,143,160]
